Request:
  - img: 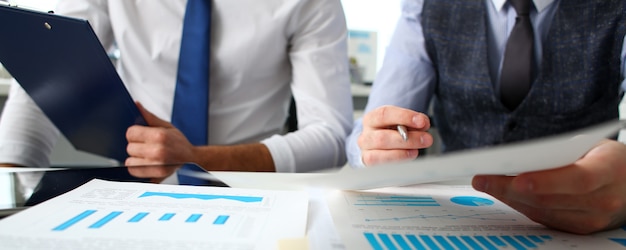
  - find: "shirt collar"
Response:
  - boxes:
[491,0,554,13]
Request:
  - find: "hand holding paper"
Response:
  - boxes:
[200,120,625,191]
[473,138,626,234]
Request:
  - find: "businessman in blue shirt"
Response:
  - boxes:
[347,0,626,234]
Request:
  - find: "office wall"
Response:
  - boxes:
[341,0,402,75]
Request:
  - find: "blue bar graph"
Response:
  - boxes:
[363,233,554,250]
[89,211,122,229]
[213,215,229,225]
[52,210,236,231]
[139,192,263,203]
[354,195,439,207]
[53,210,96,231]
[129,212,149,223]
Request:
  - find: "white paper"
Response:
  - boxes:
[206,120,624,191]
[326,184,626,250]
[0,179,309,250]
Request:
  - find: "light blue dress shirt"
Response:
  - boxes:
[346,0,626,167]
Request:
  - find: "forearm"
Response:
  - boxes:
[193,143,275,172]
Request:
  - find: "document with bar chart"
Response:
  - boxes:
[327,184,626,250]
[0,179,308,250]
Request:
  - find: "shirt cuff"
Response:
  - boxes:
[261,135,296,173]
[346,119,366,169]
[0,142,51,167]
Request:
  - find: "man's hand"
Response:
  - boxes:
[358,105,433,166]
[473,139,626,234]
[125,102,198,179]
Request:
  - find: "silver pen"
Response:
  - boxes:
[397,125,408,141]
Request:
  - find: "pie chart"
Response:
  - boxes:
[450,196,494,206]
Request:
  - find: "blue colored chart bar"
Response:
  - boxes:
[420,235,440,250]
[406,235,427,250]
[526,235,544,244]
[128,212,149,223]
[89,211,122,229]
[355,195,440,207]
[487,235,507,247]
[461,235,487,250]
[159,213,175,221]
[213,215,229,225]
[392,234,412,250]
[378,233,397,250]
[139,192,263,203]
[52,210,97,231]
[364,233,383,250]
[515,235,537,248]
[186,214,202,223]
[473,236,497,250]
[501,235,526,250]
[433,235,455,250]
[447,236,469,250]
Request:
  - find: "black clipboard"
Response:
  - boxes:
[0,4,146,163]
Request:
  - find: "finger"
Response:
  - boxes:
[511,141,624,195]
[361,149,419,166]
[472,175,604,234]
[363,105,430,131]
[125,160,178,179]
[150,177,166,184]
[126,125,171,144]
[488,194,612,234]
[136,102,173,128]
[126,141,168,161]
[359,129,432,150]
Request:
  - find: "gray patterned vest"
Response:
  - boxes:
[422,0,626,152]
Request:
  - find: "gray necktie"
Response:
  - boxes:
[500,0,534,110]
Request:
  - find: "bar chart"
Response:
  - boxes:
[52,210,232,231]
[363,232,553,250]
[0,180,310,249]
[327,185,626,250]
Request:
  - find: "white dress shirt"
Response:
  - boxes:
[0,0,353,173]
[346,0,626,167]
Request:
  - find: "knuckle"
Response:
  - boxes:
[151,129,168,143]
[361,152,377,166]
[357,134,368,149]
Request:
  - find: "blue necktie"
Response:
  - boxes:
[173,0,211,185]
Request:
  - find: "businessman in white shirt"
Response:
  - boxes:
[0,0,353,183]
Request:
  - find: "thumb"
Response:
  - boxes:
[136,102,173,128]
